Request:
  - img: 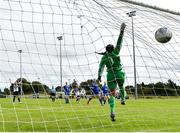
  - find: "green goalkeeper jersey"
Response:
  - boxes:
[98,32,124,77]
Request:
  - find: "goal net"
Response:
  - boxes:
[0,0,180,132]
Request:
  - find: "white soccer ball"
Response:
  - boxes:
[155,27,172,43]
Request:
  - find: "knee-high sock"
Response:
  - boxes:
[109,96,115,114]
[119,86,125,101]
[104,98,106,104]
[87,97,92,104]
[99,97,102,105]
[65,97,69,103]
[18,97,20,102]
[13,96,15,102]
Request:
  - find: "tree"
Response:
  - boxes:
[80,81,90,94]
[9,78,50,94]
[4,88,10,95]
[43,84,50,94]
[154,81,164,88]
[32,81,43,93]
[22,82,31,94]
[71,79,78,89]
[9,78,31,94]
[167,79,177,89]
[55,86,61,92]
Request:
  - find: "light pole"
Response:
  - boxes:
[57,36,63,91]
[126,11,138,99]
[18,49,23,96]
[68,79,71,84]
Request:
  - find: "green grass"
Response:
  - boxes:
[0,98,180,132]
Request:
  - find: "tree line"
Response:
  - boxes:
[126,79,180,96]
[0,78,180,96]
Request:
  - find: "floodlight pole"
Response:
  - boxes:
[18,49,23,96]
[68,79,71,84]
[127,11,138,99]
[57,36,63,92]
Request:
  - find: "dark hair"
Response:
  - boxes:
[106,44,114,53]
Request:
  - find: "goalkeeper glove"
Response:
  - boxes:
[120,22,126,32]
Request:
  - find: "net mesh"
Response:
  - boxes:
[0,0,180,132]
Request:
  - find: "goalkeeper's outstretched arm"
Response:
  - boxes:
[115,22,126,53]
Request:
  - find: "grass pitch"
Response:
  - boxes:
[0,97,180,132]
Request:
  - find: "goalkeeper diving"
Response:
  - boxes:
[97,22,126,121]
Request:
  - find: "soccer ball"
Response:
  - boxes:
[155,27,172,43]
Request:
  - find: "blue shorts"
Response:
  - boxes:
[93,91,99,95]
[65,92,70,95]
[103,93,109,96]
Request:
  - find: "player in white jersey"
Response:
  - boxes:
[12,81,21,104]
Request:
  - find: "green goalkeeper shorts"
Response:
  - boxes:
[107,70,125,90]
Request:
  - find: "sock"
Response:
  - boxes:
[99,97,102,105]
[13,96,15,102]
[109,96,115,114]
[77,97,80,101]
[87,97,92,104]
[76,98,78,101]
[119,86,125,101]
[52,98,54,102]
[18,97,20,102]
[104,99,106,104]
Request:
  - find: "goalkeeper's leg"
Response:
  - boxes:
[107,80,117,121]
[117,71,126,105]
[119,86,126,105]
[109,89,116,121]
[107,73,119,121]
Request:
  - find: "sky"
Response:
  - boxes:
[0,0,180,91]
[132,0,180,12]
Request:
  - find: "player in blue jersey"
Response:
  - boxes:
[50,86,56,102]
[87,79,102,105]
[63,82,71,103]
[101,82,109,105]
